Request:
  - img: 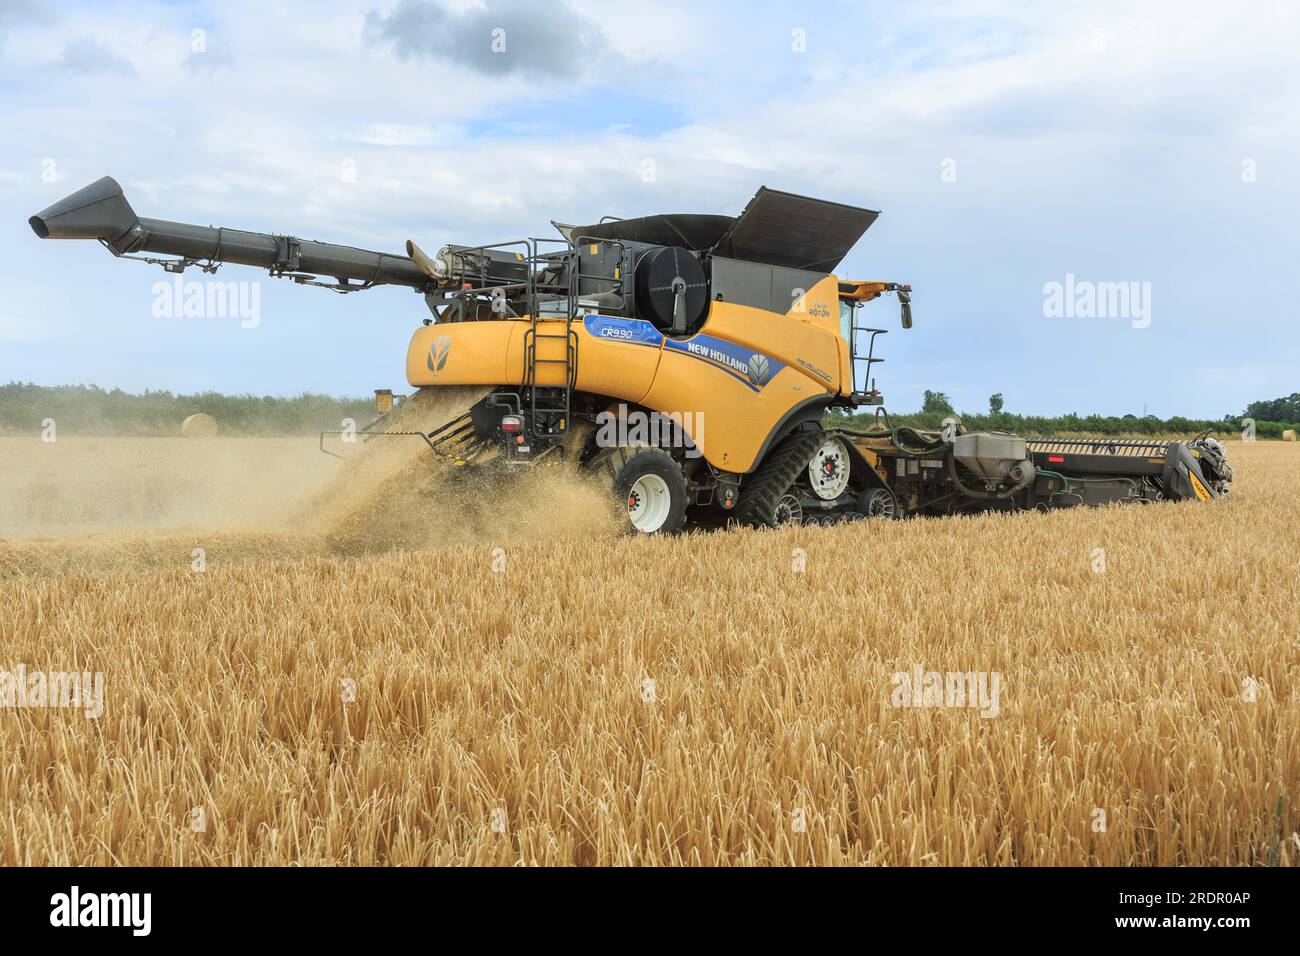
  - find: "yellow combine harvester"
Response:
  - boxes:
[30,179,1232,532]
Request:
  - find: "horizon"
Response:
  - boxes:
[0,378,1279,422]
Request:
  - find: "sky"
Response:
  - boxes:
[1,0,1297,418]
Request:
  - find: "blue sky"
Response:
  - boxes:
[2,0,1297,417]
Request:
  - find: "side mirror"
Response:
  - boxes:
[900,300,912,329]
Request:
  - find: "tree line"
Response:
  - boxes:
[828,389,1298,438]
[0,383,376,436]
[2,382,1295,439]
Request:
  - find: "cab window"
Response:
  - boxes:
[839,299,855,342]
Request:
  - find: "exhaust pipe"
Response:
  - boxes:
[29,176,433,291]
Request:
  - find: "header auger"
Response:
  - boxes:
[31,179,1231,533]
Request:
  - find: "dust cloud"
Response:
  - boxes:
[300,386,616,553]
[0,387,617,576]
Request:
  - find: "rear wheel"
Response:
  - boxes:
[590,446,688,534]
[772,493,802,527]
[857,486,899,519]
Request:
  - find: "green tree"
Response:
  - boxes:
[1242,392,1300,423]
[988,392,1004,415]
[922,390,954,415]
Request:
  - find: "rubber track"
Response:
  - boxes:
[735,427,825,526]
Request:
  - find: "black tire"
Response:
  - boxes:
[857,486,900,519]
[588,446,688,534]
[735,427,825,528]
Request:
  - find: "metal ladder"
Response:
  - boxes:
[521,251,579,435]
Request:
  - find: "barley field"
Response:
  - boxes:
[0,436,1296,865]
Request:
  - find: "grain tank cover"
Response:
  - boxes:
[571,187,878,273]
[572,214,733,251]
[710,187,879,273]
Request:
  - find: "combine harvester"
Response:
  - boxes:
[30,178,1232,533]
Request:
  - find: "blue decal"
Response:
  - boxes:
[582,315,784,392]
[664,334,786,391]
[583,315,663,347]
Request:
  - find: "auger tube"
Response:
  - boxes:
[29,176,431,291]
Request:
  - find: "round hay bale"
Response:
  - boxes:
[1283,429,1297,442]
[180,413,219,438]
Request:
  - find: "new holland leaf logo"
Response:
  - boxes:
[746,353,771,387]
[428,335,452,373]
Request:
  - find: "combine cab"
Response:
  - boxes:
[29,178,1232,533]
